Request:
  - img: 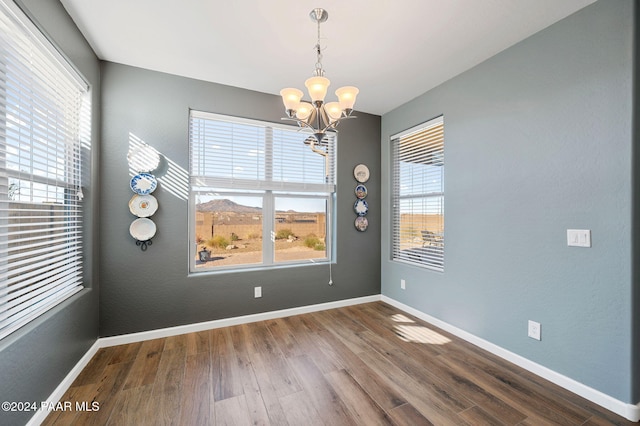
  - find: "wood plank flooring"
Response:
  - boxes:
[42,302,634,425]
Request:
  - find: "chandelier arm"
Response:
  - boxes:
[281,117,314,131]
[319,106,330,128]
[321,115,357,133]
[316,106,325,132]
[322,120,338,133]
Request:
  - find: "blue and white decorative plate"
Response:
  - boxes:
[354,199,368,216]
[130,173,157,195]
[355,184,367,199]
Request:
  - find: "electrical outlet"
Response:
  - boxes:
[400,279,406,290]
[254,286,262,298]
[528,320,541,340]
[567,229,591,247]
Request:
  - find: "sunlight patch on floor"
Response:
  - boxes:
[393,324,451,345]
[391,313,415,323]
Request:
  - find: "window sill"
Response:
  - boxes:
[188,258,333,277]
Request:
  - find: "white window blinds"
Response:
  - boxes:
[189,111,335,192]
[0,0,90,340]
[391,116,444,271]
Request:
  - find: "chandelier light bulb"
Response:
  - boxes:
[305,76,330,104]
[335,86,359,111]
[324,102,342,123]
[296,102,313,120]
[280,88,303,112]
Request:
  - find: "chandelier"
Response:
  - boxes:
[280,8,359,150]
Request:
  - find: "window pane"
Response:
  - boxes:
[274,197,327,263]
[272,129,329,185]
[400,162,444,196]
[395,196,444,267]
[392,116,444,271]
[194,194,263,269]
[191,119,266,181]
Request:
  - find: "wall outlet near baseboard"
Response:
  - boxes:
[528,320,541,340]
[400,279,406,290]
[254,286,262,298]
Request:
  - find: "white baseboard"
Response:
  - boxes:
[381,295,640,423]
[28,294,639,424]
[26,340,101,426]
[99,294,381,348]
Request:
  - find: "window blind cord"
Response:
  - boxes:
[328,261,333,285]
[77,144,84,201]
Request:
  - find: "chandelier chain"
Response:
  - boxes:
[314,18,324,76]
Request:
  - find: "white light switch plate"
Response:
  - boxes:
[567,229,591,247]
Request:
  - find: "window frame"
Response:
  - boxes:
[0,0,90,340]
[188,111,336,274]
[390,115,444,271]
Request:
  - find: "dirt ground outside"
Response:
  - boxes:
[195,238,326,268]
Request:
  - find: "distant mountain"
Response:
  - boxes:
[196,199,262,214]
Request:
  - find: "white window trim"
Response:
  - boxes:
[391,115,444,272]
[188,111,336,274]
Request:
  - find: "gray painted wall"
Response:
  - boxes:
[99,62,381,337]
[381,0,637,403]
[0,1,101,425]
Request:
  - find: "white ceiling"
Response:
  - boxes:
[60,0,596,115]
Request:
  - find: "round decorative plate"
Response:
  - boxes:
[129,218,157,241]
[129,194,158,217]
[355,217,368,232]
[354,199,368,216]
[353,164,370,183]
[355,184,367,199]
[130,173,157,195]
[127,145,160,173]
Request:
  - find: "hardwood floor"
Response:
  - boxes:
[42,302,634,425]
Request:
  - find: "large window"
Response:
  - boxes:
[391,116,444,271]
[0,0,90,339]
[189,111,335,272]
